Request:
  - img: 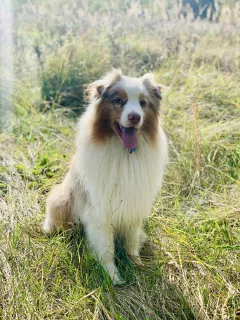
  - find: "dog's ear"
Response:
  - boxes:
[141,73,163,102]
[85,69,122,102]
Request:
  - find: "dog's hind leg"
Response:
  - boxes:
[43,157,81,234]
[43,181,75,234]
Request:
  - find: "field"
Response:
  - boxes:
[0,1,240,319]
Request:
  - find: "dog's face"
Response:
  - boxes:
[87,69,162,149]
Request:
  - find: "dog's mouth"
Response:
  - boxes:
[115,123,137,149]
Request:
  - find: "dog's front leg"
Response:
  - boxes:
[125,222,146,257]
[85,221,122,284]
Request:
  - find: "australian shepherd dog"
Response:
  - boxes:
[43,69,168,284]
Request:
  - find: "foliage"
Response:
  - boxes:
[41,41,110,114]
[0,1,240,319]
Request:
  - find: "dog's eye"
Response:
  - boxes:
[114,98,124,106]
[140,100,146,107]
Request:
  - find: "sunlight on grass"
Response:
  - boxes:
[0,1,240,319]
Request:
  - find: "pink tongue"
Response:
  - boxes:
[122,127,137,149]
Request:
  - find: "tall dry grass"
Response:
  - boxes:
[0,1,239,319]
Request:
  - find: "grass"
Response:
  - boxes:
[1,1,240,319]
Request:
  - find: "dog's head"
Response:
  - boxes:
[86,69,163,150]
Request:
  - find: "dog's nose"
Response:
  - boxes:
[128,113,141,125]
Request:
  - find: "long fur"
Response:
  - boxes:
[43,70,168,284]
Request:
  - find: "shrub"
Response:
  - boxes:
[41,41,110,115]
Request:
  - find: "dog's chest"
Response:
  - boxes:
[77,136,165,224]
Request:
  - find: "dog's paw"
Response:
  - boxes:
[112,272,125,286]
[127,248,139,256]
[42,218,55,235]
[105,262,124,285]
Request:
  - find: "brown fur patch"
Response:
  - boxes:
[117,89,128,102]
[141,106,159,145]
[91,101,114,144]
[141,74,162,113]
[91,88,127,144]
[86,69,122,102]
[139,91,160,144]
[139,92,146,103]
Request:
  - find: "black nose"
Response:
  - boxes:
[128,113,141,125]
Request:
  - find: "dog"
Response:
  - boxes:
[43,69,168,284]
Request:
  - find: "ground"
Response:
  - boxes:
[0,1,240,319]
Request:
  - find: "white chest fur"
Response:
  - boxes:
[75,118,168,229]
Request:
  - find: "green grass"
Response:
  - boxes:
[1,2,240,319]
